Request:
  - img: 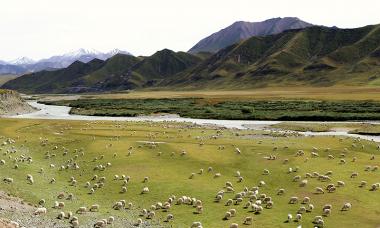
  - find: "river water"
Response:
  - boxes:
[8,101,380,142]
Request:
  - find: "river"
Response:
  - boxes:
[8,101,380,142]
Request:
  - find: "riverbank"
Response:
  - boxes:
[7,101,380,142]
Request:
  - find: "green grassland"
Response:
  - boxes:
[0,118,379,227]
[41,98,380,121]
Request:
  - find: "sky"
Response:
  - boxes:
[0,0,379,61]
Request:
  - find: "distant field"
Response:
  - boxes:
[0,118,379,227]
[0,75,19,86]
[86,87,380,101]
[41,98,380,121]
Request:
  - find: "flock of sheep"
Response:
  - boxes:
[0,121,379,227]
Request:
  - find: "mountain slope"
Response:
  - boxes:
[189,17,313,53]
[2,51,202,93]
[168,24,380,89]
[0,49,132,75]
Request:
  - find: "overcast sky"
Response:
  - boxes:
[0,0,379,61]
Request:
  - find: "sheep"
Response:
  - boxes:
[89,204,100,212]
[166,213,174,222]
[337,181,345,187]
[65,211,73,219]
[107,216,115,224]
[302,197,310,204]
[141,187,149,194]
[295,213,302,222]
[299,179,308,187]
[341,202,352,211]
[258,180,265,187]
[72,220,79,228]
[277,188,285,195]
[266,201,274,209]
[316,187,325,194]
[323,208,331,216]
[57,211,65,220]
[34,207,47,215]
[195,205,203,214]
[307,204,314,212]
[243,216,253,225]
[230,223,239,228]
[120,186,127,193]
[214,173,221,178]
[287,214,293,222]
[76,206,87,214]
[143,176,149,183]
[289,196,298,204]
[94,220,106,228]
[351,172,359,178]
[297,206,307,214]
[229,208,237,217]
[224,211,232,220]
[359,181,367,188]
[191,221,202,228]
[370,183,379,191]
[263,169,270,175]
[225,199,233,206]
[147,211,155,219]
[293,175,301,182]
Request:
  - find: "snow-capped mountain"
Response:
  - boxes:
[0,48,132,75]
[9,57,36,65]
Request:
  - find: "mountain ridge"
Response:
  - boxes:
[188,17,313,53]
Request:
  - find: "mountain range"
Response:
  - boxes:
[188,17,313,53]
[0,48,132,75]
[2,18,380,93]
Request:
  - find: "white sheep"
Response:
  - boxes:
[141,186,149,194]
[244,216,253,225]
[341,202,352,211]
[34,207,47,215]
[76,206,87,214]
[90,204,100,212]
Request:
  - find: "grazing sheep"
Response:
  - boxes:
[351,172,358,178]
[229,208,237,217]
[76,207,87,214]
[277,188,285,195]
[120,186,127,193]
[337,181,345,187]
[147,211,155,219]
[323,208,331,216]
[263,169,270,175]
[295,213,302,222]
[359,181,367,188]
[224,211,232,220]
[191,221,202,228]
[287,214,293,222]
[302,197,310,204]
[341,202,352,211]
[57,211,65,220]
[107,216,115,224]
[298,206,306,214]
[289,196,298,204]
[214,173,221,178]
[34,207,47,215]
[225,199,233,206]
[90,204,100,212]
[166,213,174,222]
[244,216,253,225]
[307,204,314,212]
[141,187,149,194]
[316,187,325,194]
[299,179,308,187]
[230,223,238,228]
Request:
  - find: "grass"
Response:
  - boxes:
[0,118,380,227]
[41,98,380,121]
[0,75,19,87]
[271,122,380,135]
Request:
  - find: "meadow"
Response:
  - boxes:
[0,118,379,227]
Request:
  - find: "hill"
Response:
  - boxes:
[0,89,35,115]
[167,24,380,89]
[2,50,203,93]
[3,24,380,93]
[188,17,313,53]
